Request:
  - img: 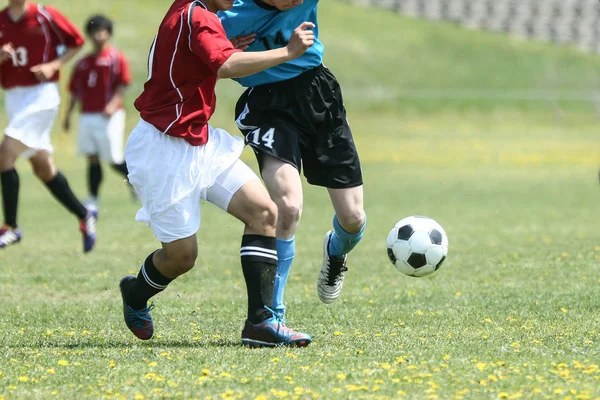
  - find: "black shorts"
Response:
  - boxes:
[234,65,363,189]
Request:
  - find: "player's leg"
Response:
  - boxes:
[259,155,304,318]
[98,109,136,201]
[205,155,311,347]
[29,151,97,253]
[299,66,366,303]
[118,120,206,340]
[120,235,197,340]
[87,154,102,208]
[0,136,27,247]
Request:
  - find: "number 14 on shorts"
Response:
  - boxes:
[247,127,275,149]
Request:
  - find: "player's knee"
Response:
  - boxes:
[0,145,17,171]
[277,197,302,230]
[338,208,366,234]
[32,163,56,182]
[165,250,197,276]
[247,199,278,234]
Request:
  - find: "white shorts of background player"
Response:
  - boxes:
[78,109,126,164]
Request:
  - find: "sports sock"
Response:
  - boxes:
[111,162,129,178]
[44,171,88,220]
[272,237,295,316]
[88,163,102,198]
[328,213,367,257]
[240,234,278,324]
[1,169,19,228]
[127,252,173,310]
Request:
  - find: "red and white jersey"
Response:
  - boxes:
[0,3,84,89]
[134,0,240,146]
[69,47,131,113]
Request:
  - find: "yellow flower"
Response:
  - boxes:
[332,388,341,393]
[134,395,145,400]
[148,361,157,367]
[498,393,509,399]
[47,369,56,375]
[109,360,116,368]
[336,373,346,381]
[443,354,451,360]
[333,331,343,336]
[561,308,568,313]
[455,292,462,296]
[240,378,249,383]
[57,360,69,366]
[202,369,211,376]
[254,396,268,400]
[17,376,29,382]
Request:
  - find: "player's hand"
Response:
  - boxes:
[230,33,256,51]
[103,104,118,118]
[0,43,14,65]
[286,22,315,59]
[30,62,59,82]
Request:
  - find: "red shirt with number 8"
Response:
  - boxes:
[0,3,84,89]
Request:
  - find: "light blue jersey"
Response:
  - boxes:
[219,0,324,87]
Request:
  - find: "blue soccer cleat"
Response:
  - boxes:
[80,208,98,253]
[242,309,312,348]
[119,276,154,340]
[0,225,22,249]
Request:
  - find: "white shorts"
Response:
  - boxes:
[126,119,258,243]
[77,110,126,164]
[4,82,60,159]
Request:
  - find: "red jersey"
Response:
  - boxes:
[134,0,240,146]
[69,47,131,113]
[0,3,84,89]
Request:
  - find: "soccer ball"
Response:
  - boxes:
[386,216,448,277]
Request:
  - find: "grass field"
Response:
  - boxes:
[1,1,600,399]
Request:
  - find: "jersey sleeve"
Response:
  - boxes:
[42,6,85,48]
[117,53,132,86]
[189,9,241,74]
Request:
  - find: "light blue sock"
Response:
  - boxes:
[273,237,295,317]
[328,213,367,257]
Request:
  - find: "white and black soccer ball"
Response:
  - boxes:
[386,216,448,277]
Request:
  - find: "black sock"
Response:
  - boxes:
[127,251,173,310]
[111,162,129,178]
[1,169,19,228]
[240,234,278,324]
[88,163,102,198]
[44,171,88,219]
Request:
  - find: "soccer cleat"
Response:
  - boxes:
[120,276,154,340]
[241,311,312,348]
[0,225,22,249]
[80,208,98,253]
[317,231,348,304]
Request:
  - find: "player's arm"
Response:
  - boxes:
[31,6,85,82]
[105,55,131,117]
[217,22,315,79]
[62,94,77,133]
[63,68,80,133]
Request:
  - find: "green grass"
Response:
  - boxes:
[1,0,600,399]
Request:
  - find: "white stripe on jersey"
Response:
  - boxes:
[36,15,51,63]
[164,9,186,134]
[37,5,66,45]
[187,1,208,52]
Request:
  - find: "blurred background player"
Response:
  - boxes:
[118,0,315,347]
[220,0,367,318]
[0,0,97,252]
[63,14,134,209]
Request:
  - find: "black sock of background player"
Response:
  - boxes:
[88,163,102,198]
[44,172,88,219]
[1,168,19,228]
[240,234,278,324]
[111,162,129,178]
[126,252,173,310]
